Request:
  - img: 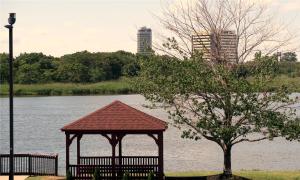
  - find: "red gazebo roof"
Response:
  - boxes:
[61,101,168,132]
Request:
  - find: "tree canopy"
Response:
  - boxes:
[281,52,298,62]
[0,51,140,84]
[135,53,300,177]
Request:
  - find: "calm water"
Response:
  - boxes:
[0,95,300,175]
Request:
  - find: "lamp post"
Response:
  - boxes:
[4,13,16,180]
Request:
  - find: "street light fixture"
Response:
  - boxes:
[5,12,16,180]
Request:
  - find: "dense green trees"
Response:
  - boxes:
[281,52,297,62]
[0,50,299,85]
[0,51,140,84]
[14,53,58,84]
[0,53,9,83]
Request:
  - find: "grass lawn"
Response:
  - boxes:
[25,171,300,180]
[0,79,134,96]
[235,171,300,180]
[25,177,64,180]
[166,171,300,180]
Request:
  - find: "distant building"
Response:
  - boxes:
[137,27,152,55]
[192,30,237,62]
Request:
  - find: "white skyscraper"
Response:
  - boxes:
[137,27,152,55]
[192,30,238,63]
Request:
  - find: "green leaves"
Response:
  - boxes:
[0,53,9,83]
[0,51,140,84]
[135,54,300,147]
[14,53,56,84]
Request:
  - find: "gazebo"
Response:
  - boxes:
[61,101,168,180]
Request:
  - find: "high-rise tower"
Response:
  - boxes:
[137,27,152,55]
[192,30,237,62]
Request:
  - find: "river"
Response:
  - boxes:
[0,95,300,175]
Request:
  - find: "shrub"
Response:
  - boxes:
[51,89,63,95]
[66,170,72,180]
[36,89,52,96]
[147,172,155,180]
[92,168,101,180]
[122,172,130,180]
[71,88,91,95]
[14,89,24,96]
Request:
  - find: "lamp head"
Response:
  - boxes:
[8,13,16,25]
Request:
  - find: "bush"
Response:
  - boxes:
[147,172,155,180]
[36,89,52,96]
[66,170,72,180]
[51,89,63,95]
[71,88,91,95]
[122,172,130,180]
[92,168,101,180]
[14,89,25,96]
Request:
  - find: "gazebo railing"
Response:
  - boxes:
[80,156,158,166]
[69,156,159,179]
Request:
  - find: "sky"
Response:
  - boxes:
[0,0,300,57]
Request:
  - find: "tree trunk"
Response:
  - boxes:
[223,145,232,178]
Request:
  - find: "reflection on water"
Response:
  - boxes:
[0,95,300,175]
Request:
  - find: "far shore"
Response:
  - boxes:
[0,79,135,97]
[1,75,300,97]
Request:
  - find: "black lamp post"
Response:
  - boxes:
[4,13,16,180]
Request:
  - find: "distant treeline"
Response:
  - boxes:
[0,51,141,84]
[0,50,299,84]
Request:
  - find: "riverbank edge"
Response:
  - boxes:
[0,80,136,97]
[1,75,300,97]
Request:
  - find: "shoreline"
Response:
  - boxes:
[0,80,135,97]
[1,75,300,97]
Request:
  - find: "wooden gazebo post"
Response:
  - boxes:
[158,132,164,180]
[65,133,70,174]
[77,134,82,165]
[118,134,124,177]
[111,134,117,179]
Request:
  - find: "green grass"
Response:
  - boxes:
[166,170,300,180]
[26,176,65,180]
[166,171,222,177]
[268,75,300,92]
[235,170,300,180]
[26,171,300,180]
[2,75,300,97]
[0,79,135,96]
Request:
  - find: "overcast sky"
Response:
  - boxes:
[0,0,300,57]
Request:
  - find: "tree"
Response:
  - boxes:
[14,53,56,84]
[135,0,300,177]
[0,53,9,83]
[56,51,93,83]
[123,61,140,77]
[156,0,297,63]
[281,52,297,62]
[135,53,300,177]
